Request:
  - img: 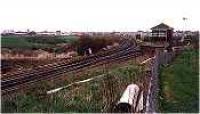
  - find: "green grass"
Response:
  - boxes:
[2,62,142,113]
[58,35,79,44]
[1,35,78,49]
[159,49,199,112]
[1,36,35,49]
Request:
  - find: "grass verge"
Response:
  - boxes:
[159,49,199,112]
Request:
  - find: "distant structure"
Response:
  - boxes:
[151,23,173,43]
[140,23,174,56]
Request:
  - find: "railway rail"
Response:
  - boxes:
[1,40,142,95]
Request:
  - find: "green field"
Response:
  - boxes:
[159,49,199,112]
[1,36,46,49]
[1,35,79,49]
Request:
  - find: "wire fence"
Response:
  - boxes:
[145,49,177,112]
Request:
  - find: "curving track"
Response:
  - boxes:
[1,40,142,95]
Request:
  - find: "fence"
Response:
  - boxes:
[145,49,176,112]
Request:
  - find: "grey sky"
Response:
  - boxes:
[0,0,199,32]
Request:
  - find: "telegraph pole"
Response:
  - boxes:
[181,17,188,42]
[182,17,188,65]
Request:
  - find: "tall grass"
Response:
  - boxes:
[1,64,142,113]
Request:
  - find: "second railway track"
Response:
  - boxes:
[1,40,142,95]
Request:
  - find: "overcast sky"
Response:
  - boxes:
[0,0,199,32]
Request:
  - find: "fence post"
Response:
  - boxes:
[146,49,160,113]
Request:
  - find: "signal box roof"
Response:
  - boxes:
[151,23,174,30]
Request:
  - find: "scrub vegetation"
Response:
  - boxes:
[2,60,143,113]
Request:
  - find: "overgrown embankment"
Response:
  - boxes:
[2,60,144,113]
[159,49,199,112]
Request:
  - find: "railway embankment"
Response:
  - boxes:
[1,59,145,113]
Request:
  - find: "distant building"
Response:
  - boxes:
[15,31,28,35]
[151,23,173,42]
[38,31,56,35]
[136,31,151,40]
[71,32,85,36]
[56,30,62,36]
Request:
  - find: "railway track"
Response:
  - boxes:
[1,40,142,95]
[2,40,133,78]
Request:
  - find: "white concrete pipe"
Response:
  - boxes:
[116,84,143,112]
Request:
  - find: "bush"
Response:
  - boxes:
[74,35,119,55]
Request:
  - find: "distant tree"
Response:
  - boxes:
[91,37,106,53]
[77,35,92,55]
[74,34,120,55]
[28,31,36,36]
